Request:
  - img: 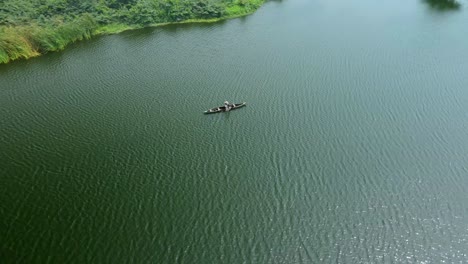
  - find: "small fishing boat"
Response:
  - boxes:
[204,102,247,114]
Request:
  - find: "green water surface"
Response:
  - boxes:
[2,0,468,262]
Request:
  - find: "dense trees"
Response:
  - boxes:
[0,0,264,63]
[424,0,460,10]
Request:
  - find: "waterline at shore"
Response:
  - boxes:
[0,1,264,65]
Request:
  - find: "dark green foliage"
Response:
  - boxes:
[0,0,260,27]
[0,0,264,63]
[424,0,461,10]
[191,0,225,19]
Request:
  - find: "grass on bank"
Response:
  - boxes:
[0,14,97,63]
[0,0,265,64]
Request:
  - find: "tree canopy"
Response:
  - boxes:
[0,0,264,63]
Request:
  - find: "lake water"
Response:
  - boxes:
[2,0,468,262]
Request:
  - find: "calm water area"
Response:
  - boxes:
[2,0,468,262]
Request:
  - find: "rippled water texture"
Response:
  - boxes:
[2,0,468,262]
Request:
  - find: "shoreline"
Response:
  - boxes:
[0,4,264,65]
[95,13,258,35]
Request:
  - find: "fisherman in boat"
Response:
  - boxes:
[224,101,232,111]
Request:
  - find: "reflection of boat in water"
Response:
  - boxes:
[204,102,247,114]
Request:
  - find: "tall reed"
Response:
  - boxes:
[0,14,97,64]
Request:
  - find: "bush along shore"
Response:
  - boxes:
[0,0,265,64]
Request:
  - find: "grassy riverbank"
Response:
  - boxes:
[0,0,264,64]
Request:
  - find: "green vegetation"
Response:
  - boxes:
[0,0,265,64]
[424,0,461,10]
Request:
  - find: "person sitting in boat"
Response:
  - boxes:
[224,101,232,111]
